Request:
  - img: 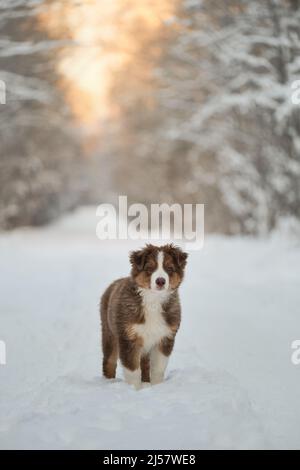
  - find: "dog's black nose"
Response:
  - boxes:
[156,277,166,287]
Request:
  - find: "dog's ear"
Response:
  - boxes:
[168,245,188,269]
[175,248,188,269]
[129,249,146,271]
[177,249,188,269]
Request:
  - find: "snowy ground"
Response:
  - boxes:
[0,207,300,449]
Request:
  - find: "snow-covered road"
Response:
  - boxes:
[0,208,299,449]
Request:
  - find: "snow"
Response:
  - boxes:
[0,207,300,449]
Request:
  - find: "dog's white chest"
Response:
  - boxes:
[134,290,171,353]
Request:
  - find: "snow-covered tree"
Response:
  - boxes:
[157,0,300,233]
[0,0,85,229]
[108,0,300,233]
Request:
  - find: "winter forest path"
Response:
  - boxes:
[0,208,299,449]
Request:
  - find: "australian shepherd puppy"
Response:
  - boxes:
[100,244,188,389]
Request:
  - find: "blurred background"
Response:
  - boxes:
[2,1,300,450]
[1,0,300,235]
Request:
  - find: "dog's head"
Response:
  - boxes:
[130,244,188,292]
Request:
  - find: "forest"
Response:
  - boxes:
[1,0,300,235]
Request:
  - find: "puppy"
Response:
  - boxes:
[100,244,188,389]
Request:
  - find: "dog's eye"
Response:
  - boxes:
[166,266,175,274]
[144,264,153,272]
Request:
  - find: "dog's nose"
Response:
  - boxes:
[156,277,166,287]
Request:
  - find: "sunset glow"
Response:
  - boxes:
[38,0,175,128]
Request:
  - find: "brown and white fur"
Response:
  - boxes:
[100,244,188,389]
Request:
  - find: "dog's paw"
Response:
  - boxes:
[141,382,151,389]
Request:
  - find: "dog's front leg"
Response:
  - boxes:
[150,347,168,385]
[149,348,168,385]
[119,337,142,390]
[150,337,175,385]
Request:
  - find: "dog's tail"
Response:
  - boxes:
[100,283,118,379]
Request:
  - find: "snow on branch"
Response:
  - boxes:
[0,70,52,102]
